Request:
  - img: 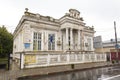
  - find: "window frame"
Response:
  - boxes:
[33,32,42,51]
[48,34,55,50]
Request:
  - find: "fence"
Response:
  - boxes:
[15,51,106,69]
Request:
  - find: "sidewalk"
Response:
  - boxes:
[0,61,117,80]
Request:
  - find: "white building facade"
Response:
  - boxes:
[13,9,106,69]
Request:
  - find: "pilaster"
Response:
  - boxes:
[78,29,81,50]
[66,28,69,50]
[70,28,73,50]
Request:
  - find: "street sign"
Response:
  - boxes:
[115,44,120,49]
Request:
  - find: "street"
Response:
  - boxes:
[18,65,120,80]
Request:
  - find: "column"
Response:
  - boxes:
[60,30,62,50]
[20,53,24,69]
[61,30,63,50]
[58,54,60,62]
[75,53,78,61]
[81,30,83,50]
[91,37,93,51]
[66,28,69,50]
[47,54,50,66]
[67,53,70,63]
[41,32,44,50]
[70,28,73,50]
[82,53,85,63]
[78,29,80,50]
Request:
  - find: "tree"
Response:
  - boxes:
[0,25,13,58]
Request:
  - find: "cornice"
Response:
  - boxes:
[31,25,59,31]
[83,29,95,33]
[60,16,84,23]
[25,17,60,27]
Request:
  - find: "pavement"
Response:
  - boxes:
[0,61,117,80]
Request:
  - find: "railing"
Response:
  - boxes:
[15,51,106,69]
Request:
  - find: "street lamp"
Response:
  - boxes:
[114,21,119,63]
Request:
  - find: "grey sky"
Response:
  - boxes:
[0,0,120,41]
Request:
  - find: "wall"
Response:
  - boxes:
[18,51,106,69]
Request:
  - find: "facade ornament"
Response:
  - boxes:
[24,8,29,15]
[80,17,84,21]
[25,8,29,12]
[57,37,61,45]
[69,9,80,19]
[90,26,94,30]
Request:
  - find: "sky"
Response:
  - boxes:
[0,0,120,41]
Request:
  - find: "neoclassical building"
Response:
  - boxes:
[13,9,94,53]
[13,9,106,69]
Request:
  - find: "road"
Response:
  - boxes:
[18,65,120,80]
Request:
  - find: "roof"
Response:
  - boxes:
[103,38,120,44]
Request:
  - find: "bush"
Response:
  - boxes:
[112,60,115,64]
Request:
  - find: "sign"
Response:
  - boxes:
[24,55,36,64]
[24,43,30,49]
[115,44,120,49]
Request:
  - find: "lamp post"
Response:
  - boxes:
[114,21,119,63]
[8,52,10,70]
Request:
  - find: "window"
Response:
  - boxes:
[33,32,42,50]
[48,34,55,50]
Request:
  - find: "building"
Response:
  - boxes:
[13,9,106,69]
[103,39,120,52]
[94,36,120,61]
[93,36,103,53]
[94,37,120,53]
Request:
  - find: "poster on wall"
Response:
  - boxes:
[24,55,36,64]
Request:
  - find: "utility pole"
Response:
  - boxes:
[114,21,118,63]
